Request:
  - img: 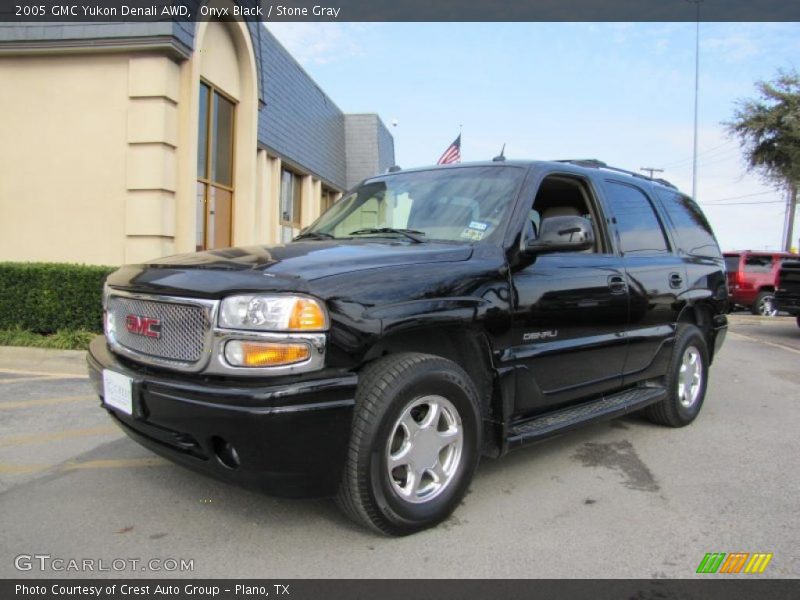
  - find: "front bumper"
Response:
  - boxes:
[87,336,356,498]
[775,295,800,316]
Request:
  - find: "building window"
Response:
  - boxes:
[280,168,302,242]
[197,81,235,251]
[321,187,337,213]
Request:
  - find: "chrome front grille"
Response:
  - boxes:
[108,295,212,365]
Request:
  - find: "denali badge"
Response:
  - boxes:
[125,315,162,339]
[523,330,558,342]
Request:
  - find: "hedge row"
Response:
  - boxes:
[0,262,117,334]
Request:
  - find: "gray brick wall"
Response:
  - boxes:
[0,22,166,41]
[255,27,347,190]
[172,20,195,55]
[345,114,396,189]
[376,117,396,175]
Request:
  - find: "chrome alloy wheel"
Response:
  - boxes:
[677,346,703,408]
[758,294,778,317]
[385,395,463,504]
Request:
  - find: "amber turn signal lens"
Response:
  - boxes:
[225,341,311,367]
[288,298,327,330]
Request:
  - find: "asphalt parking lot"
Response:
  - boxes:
[1,315,798,579]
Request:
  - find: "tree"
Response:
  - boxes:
[725,69,800,251]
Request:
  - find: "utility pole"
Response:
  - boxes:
[783,183,798,252]
[687,0,702,200]
[640,167,664,179]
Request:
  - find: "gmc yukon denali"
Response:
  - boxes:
[88,159,728,535]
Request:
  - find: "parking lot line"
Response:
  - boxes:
[0,425,119,448]
[0,376,55,385]
[0,395,96,410]
[0,457,171,475]
[63,457,170,470]
[728,331,800,355]
[0,462,52,474]
[0,367,89,379]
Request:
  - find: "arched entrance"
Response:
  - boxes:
[177,11,258,252]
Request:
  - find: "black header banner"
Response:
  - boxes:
[1,0,800,23]
[3,579,800,600]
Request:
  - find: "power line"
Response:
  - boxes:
[701,200,784,206]
[695,151,744,169]
[661,139,736,169]
[665,147,741,172]
[702,190,774,204]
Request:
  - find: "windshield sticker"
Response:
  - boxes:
[469,221,489,231]
[460,227,485,241]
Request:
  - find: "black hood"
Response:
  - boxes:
[107,240,473,298]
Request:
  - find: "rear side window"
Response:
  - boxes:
[604,181,669,255]
[744,255,773,273]
[724,255,740,273]
[656,190,722,258]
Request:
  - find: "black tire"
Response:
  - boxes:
[751,291,777,316]
[336,353,481,536]
[645,324,709,428]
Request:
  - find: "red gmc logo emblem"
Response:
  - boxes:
[125,315,162,339]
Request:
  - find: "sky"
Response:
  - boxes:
[265,22,800,252]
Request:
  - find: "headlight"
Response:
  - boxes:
[219,295,328,331]
[102,282,112,336]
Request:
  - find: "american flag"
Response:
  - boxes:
[437,134,461,165]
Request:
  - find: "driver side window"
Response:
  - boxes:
[529,175,603,253]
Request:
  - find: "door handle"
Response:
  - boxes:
[669,272,684,289]
[608,275,627,294]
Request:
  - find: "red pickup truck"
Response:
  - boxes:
[724,250,800,316]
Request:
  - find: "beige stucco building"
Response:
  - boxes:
[0,10,394,266]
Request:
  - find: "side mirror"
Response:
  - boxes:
[525,215,594,254]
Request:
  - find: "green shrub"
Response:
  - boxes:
[0,262,117,334]
[0,327,95,350]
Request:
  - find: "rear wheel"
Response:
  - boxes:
[752,291,778,316]
[336,353,481,535]
[646,324,709,427]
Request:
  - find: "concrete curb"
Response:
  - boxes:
[0,345,88,376]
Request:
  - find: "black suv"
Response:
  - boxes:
[775,260,800,327]
[88,159,728,535]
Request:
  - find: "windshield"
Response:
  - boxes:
[304,166,525,243]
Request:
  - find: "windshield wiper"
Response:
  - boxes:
[294,231,335,241]
[348,228,426,243]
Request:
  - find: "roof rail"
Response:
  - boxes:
[556,159,678,190]
[557,159,607,168]
[652,178,677,189]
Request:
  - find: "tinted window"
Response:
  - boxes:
[604,182,669,254]
[724,255,740,273]
[744,255,773,273]
[656,190,721,258]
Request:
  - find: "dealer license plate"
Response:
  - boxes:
[103,370,133,416]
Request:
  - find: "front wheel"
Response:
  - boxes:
[646,324,709,427]
[336,353,481,535]
[752,291,778,316]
